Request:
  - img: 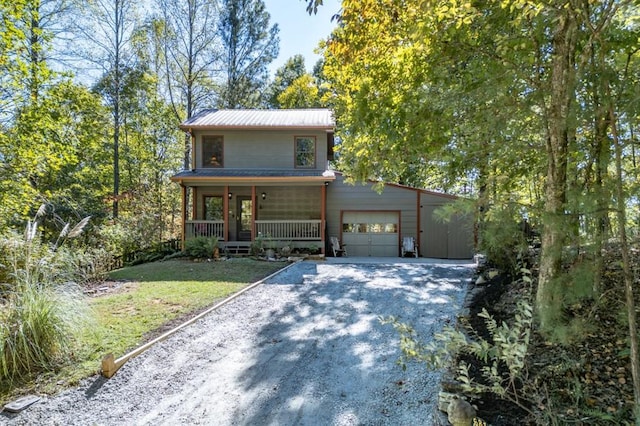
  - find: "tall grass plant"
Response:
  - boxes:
[0,212,93,384]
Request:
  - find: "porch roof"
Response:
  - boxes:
[171,168,336,185]
[180,109,334,130]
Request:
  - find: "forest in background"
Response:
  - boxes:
[0,0,327,255]
[3,0,640,421]
[310,0,640,422]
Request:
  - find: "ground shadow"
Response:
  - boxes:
[231,260,474,425]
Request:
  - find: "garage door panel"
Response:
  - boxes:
[370,244,398,257]
[343,234,371,257]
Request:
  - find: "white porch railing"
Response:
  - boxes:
[255,220,322,240]
[186,220,225,240]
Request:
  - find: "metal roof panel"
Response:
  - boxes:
[181,109,334,129]
[171,169,336,179]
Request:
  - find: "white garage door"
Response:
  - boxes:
[342,211,399,257]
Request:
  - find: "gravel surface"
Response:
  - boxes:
[2,259,474,426]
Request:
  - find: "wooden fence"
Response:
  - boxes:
[108,238,181,271]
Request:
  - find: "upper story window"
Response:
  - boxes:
[203,136,223,167]
[295,136,316,168]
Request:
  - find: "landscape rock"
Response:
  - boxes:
[447,395,476,426]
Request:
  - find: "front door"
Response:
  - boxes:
[236,196,253,241]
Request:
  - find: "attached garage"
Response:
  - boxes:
[341,211,400,257]
[326,173,474,259]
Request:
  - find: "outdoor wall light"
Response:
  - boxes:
[261,192,267,200]
[228,192,233,199]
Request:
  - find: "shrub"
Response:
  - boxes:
[67,247,113,284]
[0,229,92,382]
[382,290,535,414]
[184,236,219,259]
[250,234,265,257]
[478,205,531,274]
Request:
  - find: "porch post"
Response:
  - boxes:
[224,185,230,242]
[190,131,196,170]
[321,184,327,255]
[191,187,197,220]
[251,185,256,241]
[180,184,186,250]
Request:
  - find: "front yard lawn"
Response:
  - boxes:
[1,258,286,402]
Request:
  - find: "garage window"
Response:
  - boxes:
[343,223,397,233]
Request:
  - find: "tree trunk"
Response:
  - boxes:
[112,0,123,220]
[536,11,577,332]
[609,100,640,422]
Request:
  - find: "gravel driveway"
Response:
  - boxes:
[4,259,474,426]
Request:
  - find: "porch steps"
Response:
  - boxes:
[223,242,251,256]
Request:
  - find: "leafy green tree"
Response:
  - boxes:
[267,55,324,108]
[13,0,75,102]
[1,80,111,231]
[276,73,322,108]
[317,0,640,415]
[74,0,140,219]
[0,0,28,118]
[304,0,323,15]
[154,0,220,169]
[217,0,279,108]
[98,23,183,246]
[0,1,112,231]
[321,0,638,334]
[267,54,306,107]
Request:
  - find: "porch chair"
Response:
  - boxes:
[401,237,418,258]
[330,236,347,257]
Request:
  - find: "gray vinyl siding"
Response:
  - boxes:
[420,204,449,258]
[326,175,419,253]
[256,187,322,220]
[195,186,322,221]
[195,130,329,170]
[420,193,474,259]
[327,175,474,259]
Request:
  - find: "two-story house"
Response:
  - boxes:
[171,109,473,258]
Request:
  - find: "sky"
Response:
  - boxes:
[263,0,341,75]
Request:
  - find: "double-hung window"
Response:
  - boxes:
[203,196,223,221]
[295,136,316,168]
[202,136,223,167]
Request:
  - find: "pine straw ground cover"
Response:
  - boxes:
[0,258,285,405]
[463,246,639,425]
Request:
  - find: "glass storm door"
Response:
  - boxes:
[237,196,252,241]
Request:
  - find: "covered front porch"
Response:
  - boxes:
[176,179,332,255]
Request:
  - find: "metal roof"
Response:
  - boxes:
[172,169,335,179]
[180,109,334,130]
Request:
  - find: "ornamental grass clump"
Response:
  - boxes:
[0,211,93,383]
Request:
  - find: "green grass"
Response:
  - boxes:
[0,258,286,401]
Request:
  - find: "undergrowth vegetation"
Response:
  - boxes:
[0,214,93,384]
[184,236,219,259]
